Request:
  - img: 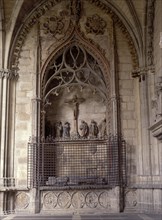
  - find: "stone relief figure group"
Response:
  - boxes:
[47,118,107,140]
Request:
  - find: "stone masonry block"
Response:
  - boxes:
[19,82,33,91]
[121,103,127,110]
[120,89,133,96]
[120,80,133,89]
[16,122,28,130]
[122,120,127,129]
[121,96,131,102]
[127,102,135,111]
[127,120,136,129]
[122,111,134,120]
[17,112,30,121]
[119,72,131,80]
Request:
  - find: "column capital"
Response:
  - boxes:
[0,68,19,80]
[131,65,155,81]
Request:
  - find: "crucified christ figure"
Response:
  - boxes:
[65,95,85,134]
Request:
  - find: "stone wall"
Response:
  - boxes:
[13,1,139,214]
[116,26,137,183]
[1,0,162,215]
[15,27,37,186]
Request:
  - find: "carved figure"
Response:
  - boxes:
[63,122,70,138]
[89,120,98,138]
[55,121,63,138]
[45,134,54,143]
[79,120,89,138]
[65,95,85,134]
[99,119,107,138]
[70,0,81,24]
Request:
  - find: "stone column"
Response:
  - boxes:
[31,98,41,142]
[29,22,41,214]
[110,22,120,135]
[0,71,3,146]
[0,69,17,180]
[0,69,9,179]
[132,68,151,176]
[8,72,18,179]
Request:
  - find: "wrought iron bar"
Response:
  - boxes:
[27,136,126,189]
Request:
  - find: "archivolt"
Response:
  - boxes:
[8,0,139,71]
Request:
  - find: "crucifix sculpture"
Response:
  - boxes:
[65,95,85,135]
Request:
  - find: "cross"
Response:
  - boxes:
[65,95,85,134]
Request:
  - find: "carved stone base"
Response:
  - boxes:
[124,188,162,214]
[41,188,120,214]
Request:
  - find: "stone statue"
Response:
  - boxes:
[79,120,89,138]
[63,122,70,138]
[99,119,107,138]
[45,134,54,143]
[70,0,81,24]
[55,121,63,138]
[89,120,98,138]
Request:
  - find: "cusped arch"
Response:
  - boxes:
[41,29,111,103]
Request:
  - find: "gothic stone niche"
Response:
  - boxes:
[33,42,125,215]
[45,87,106,139]
[43,44,108,140]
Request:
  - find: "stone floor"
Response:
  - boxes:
[0,213,162,220]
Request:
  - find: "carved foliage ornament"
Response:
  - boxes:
[85,14,107,35]
[43,191,111,209]
[44,192,57,209]
[125,190,137,208]
[43,10,68,37]
[0,69,18,80]
[15,192,30,209]
[43,16,65,37]
[11,0,138,70]
[147,0,155,66]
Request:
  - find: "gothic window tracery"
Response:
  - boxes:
[43,44,107,102]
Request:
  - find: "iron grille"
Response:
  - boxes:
[28,136,126,189]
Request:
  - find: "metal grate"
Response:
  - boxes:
[28,136,126,189]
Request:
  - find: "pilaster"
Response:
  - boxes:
[0,68,18,180]
[132,67,154,176]
[110,21,120,136]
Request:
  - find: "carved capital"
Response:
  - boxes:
[131,65,155,81]
[0,69,19,80]
[155,77,162,94]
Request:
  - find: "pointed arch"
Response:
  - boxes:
[8,0,139,71]
[40,28,111,101]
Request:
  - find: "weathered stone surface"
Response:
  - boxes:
[0,0,162,216]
